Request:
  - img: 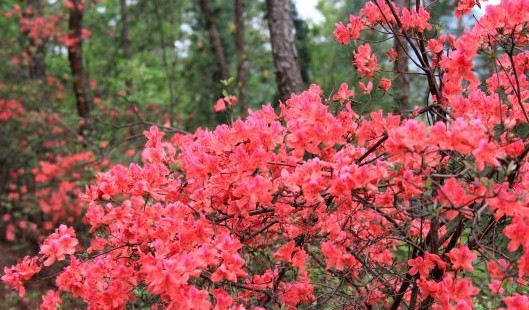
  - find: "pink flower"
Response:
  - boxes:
[472,139,505,171]
[144,125,165,148]
[408,256,434,278]
[503,294,529,310]
[333,15,363,44]
[387,48,398,61]
[455,0,477,18]
[213,98,226,112]
[353,44,378,78]
[379,78,392,92]
[447,246,477,271]
[225,95,237,106]
[40,290,61,310]
[427,38,444,53]
[400,6,431,32]
[1,256,41,297]
[348,14,363,40]
[333,22,351,45]
[39,225,79,266]
[332,83,355,102]
[359,81,373,94]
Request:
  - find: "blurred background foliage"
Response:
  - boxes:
[0,0,475,132]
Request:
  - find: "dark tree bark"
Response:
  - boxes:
[153,0,177,125]
[120,0,132,91]
[121,0,137,135]
[67,0,91,133]
[23,0,46,79]
[393,0,410,115]
[234,0,247,114]
[199,0,229,81]
[291,1,310,85]
[266,0,304,101]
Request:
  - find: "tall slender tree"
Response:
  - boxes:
[120,0,132,92]
[199,0,229,82]
[266,0,304,101]
[393,0,410,115]
[234,0,247,114]
[67,0,91,134]
[153,0,177,124]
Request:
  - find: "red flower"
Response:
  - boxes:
[379,78,392,93]
[333,22,351,45]
[40,290,61,310]
[213,98,226,112]
[447,246,477,271]
[143,125,165,148]
[332,83,355,102]
[353,44,378,78]
[359,80,373,94]
[39,225,78,266]
[408,256,434,278]
[472,139,505,171]
[1,256,41,297]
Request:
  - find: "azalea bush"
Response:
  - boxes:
[5,0,529,309]
[1,2,143,249]
[1,0,99,248]
[0,98,99,243]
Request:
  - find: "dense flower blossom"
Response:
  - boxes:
[39,224,78,266]
[353,43,378,78]
[1,256,41,297]
[0,99,25,121]
[400,6,431,32]
[348,14,363,40]
[503,294,529,310]
[447,246,477,271]
[408,256,434,278]
[360,0,398,25]
[333,14,363,44]
[5,0,529,309]
[40,290,61,310]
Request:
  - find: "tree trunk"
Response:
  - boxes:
[266,0,304,101]
[199,0,229,81]
[153,0,177,125]
[120,0,132,91]
[23,0,46,79]
[67,0,91,134]
[234,0,247,114]
[393,0,410,116]
[291,1,310,84]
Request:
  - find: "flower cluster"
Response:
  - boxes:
[3,0,529,309]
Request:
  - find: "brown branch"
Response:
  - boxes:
[356,134,388,165]
[234,0,247,115]
[67,0,92,134]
